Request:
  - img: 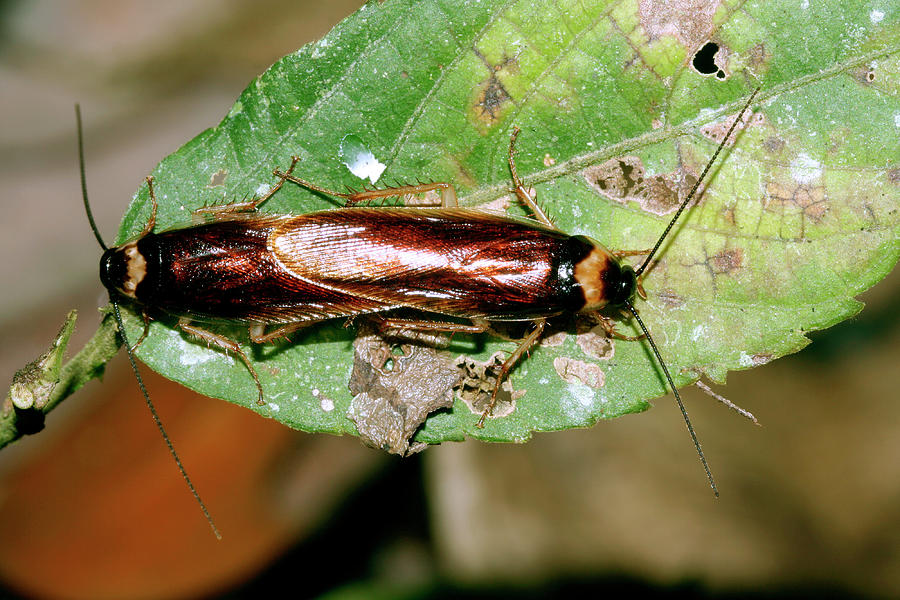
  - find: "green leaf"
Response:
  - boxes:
[92,0,900,448]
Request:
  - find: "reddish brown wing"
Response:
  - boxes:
[143,215,392,324]
[270,208,574,321]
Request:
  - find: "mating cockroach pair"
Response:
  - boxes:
[81,87,760,535]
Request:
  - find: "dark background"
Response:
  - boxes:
[1,1,898,598]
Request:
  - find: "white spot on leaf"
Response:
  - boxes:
[178,341,229,366]
[340,134,386,184]
[790,153,822,184]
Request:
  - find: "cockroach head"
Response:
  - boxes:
[602,260,638,308]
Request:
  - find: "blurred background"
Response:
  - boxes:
[1,1,898,598]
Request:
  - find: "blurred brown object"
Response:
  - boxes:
[0,355,380,599]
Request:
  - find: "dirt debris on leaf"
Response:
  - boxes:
[348,325,460,455]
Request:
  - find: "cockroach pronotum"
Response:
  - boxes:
[80,87,760,534]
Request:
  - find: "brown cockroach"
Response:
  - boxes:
[81,88,760,533]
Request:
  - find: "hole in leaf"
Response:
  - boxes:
[692,41,725,79]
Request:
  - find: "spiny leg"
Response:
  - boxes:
[274,167,459,208]
[193,156,301,218]
[343,182,458,208]
[376,318,488,335]
[129,311,152,352]
[595,313,644,342]
[178,318,265,406]
[248,321,314,344]
[508,127,553,228]
[477,318,546,428]
[693,380,760,426]
[375,316,544,427]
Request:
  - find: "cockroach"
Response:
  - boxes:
[80,87,760,531]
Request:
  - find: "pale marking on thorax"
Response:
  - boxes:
[122,242,146,297]
[573,246,611,311]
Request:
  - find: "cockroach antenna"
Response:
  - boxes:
[626,86,762,497]
[76,105,221,539]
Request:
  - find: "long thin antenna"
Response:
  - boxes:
[625,302,718,496]
[78,105,221,538]
[636,86,761,277]
[76,104,107,251]
[112,304,222,539]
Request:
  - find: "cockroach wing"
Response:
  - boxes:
[270,208,579,321]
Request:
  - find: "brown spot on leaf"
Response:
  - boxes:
[721,204,736,225]
[765,182,828,224]
[553,357,605,388]
[657,289,684,308]
[852,65,877,85]
[638,0,722,48]
[583,156,684,215]
[752,353,773,366]
[584,156,644,197]
[574,314,616,360]
[700,107,761,146]
[640,175,683,214]
[709,248,743,274]
[456,353,520,420]
[470,49,518,126]
[540,330,568,348]
[348,325,460,456]
[746,43,772,73]
[207,169,227,188]
[764,136,786,155]
[888,169,900,185]
[478,195,513,214]
[543,153,556,167]
[474,74,511,123]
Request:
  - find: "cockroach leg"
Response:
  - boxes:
[693,380,760,426]
[594,313,644,342]
[345,182,458,208]
[635,280,647,301]
[376,316,544,428]
[275,170,459,208]
[376,318,488,335]
[248,322,311,344]
[194,156,302,218]
[613,249,650,299]
[177,318,265,406]
[129,311,152,352]
[138,176,158,238]
[508,127,552,227]
[477,318,546,428]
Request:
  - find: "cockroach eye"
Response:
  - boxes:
[604,262,637,307]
